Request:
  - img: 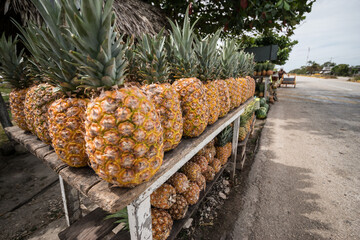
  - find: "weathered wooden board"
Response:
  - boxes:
[58,207,118,240]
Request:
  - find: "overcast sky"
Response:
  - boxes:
[281,0,360,71]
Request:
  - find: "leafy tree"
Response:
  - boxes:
[331,64,350,76]
[306,60,321,74]
[321,61,336,68]
[143,0,316,38]
[241,32,298,65]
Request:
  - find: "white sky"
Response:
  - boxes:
[281,0,360,71]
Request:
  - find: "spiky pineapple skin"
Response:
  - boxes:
[9,88,29,131]
[143,83,183,152]
[195,174,206,191]
[167,172,189,194]
[48,98,89,167]
[203,165,216,181]
[24,83,64,143]
[182,182,200,205]
[225,77,242,109]
[215,80,230,118]
[191,155,208,173]
[204,81,220,125]
[168,195,189,220]
[152,208,173,240]
[181,162,202,182]
[151,183,176,209]
[85,87,164,187]
[172,77,209,137]
[216,145,229,165]
[211,158,222,173]
[237,78,248,104]
[238,126,247,141]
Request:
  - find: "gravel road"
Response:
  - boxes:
[229,76,360,240]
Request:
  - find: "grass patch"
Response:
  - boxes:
[0,86,11,102]
[348,76,360,83]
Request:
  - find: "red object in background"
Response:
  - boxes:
[189,2,193,15]
[224,23,229,31]
[240,0,248,10]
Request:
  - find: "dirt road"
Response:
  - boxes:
[229,76,360,239]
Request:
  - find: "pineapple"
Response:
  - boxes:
[211,158,222,173]
[215,125,233,165]
[191,155,208,173]
[194,31,221,125]
[24,83,64,143]
[182,182,200,205]
[215,79,230,118]
[238,126,247,141]
[220,39,242,110]
[168,10,209,137]
[203,165,216,181]
[137,32,183,152]
[24,0,91,167]
[62,0,164,187]
[168,195,189,220]
[0,34,32,131]
[238,77,248,104]
[150,183,176,209]
[181,162,202,182]
[151,208,173,240]
[195,174,206,191]
[167,172,189,194]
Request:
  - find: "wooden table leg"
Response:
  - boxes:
[59,175,82,226]
[127,196,152,240]
[230,115,240,181]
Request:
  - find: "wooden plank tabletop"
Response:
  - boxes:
[5,97,253,213]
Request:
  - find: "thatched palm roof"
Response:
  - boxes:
[2,0,168,37]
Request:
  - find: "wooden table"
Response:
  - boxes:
[5,97,253,240]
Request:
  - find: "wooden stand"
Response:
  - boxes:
[5,97,254,240]
[237,117,256,170]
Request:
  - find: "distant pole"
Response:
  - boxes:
[306,47,310,65]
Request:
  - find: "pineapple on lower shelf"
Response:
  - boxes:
[211,158,222,173]
[215,125,233,165]
[191,155,208,174]
[182,182,200,205]
[238,126,247,142]
[195,174,206,191]
[151,184,177,209]
[168,195,189,220]
[167,172,189,194]
[152,208,173,240]
[203,165,216,181]
[181,162,202,182]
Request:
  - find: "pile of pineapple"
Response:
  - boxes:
[150,127,233,240]
[254,61,275,76]
[0,0,255,191]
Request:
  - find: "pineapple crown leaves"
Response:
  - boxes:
[194,30,221,82]
[14,0,79,93]
[62,0,128,90]
[167,7,199,79]
[219,39,238,79]
[137,29,170,84]
[0,33,31,89]
[216,125,233,147]
[104,208,129,231]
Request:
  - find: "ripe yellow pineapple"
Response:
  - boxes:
[225,77,242,109]
[62,0,164,187]
[48,98,89,167]
[24,83,64,143]
[168,10,209,137]
[151,208,173,240]
[204,81,220,124]
[0,34,32,131]
[138,33,183,152]
[182,182,200,205]
[150,183,176,209]
[238,77,248,104]
[168,195,189,220]
[167,172,189,194]
[85,88,164,187]
[215,79,231,118]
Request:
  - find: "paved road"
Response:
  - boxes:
[230,76,360,239]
